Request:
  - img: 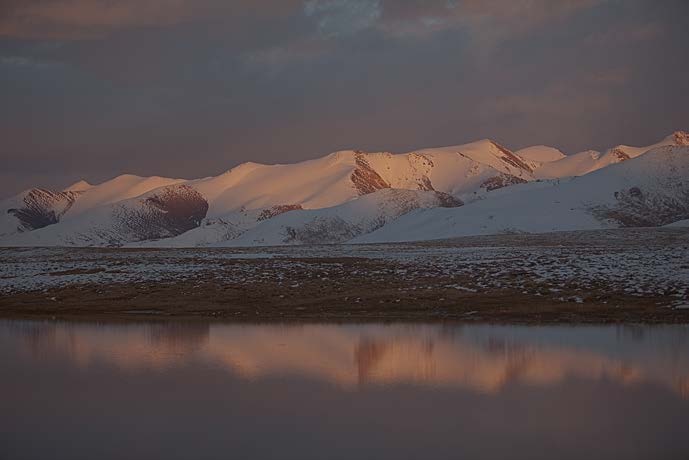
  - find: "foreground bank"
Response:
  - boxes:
[1,228,688,323]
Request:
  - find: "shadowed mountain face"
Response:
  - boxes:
[7,189,80,231]
[591,185,689,227]
[145,185,209,233]
[115,185,209,241]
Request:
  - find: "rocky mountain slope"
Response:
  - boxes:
[1,131,687,247]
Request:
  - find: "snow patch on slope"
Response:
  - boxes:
[213,189,462,247]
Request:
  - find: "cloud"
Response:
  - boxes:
[245,0,384,70]
[0,0,607,44]
[0,0,304,39]
[244,39,328,71]
[1,56,34,67]
[482,79,612,120]
[378,0,609,43]
[0,0,201,39]
[585,69,629,86]
[304,0,382,38]
[584,21,665,46]
[0,55,57,69]
[486,90,610,120]
[248,0,611,69]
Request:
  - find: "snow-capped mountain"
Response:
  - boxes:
[531,131,689,179]
[1,131,687,247]
[356,145,689,243]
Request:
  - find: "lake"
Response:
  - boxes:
[1,320,688,459]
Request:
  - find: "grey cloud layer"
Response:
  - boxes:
[0,0,608,40]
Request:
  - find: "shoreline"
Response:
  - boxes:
[2,283,687,324]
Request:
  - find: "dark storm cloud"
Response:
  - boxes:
[1,0,688,198]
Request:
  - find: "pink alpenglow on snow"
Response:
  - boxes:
[1,132,688,247]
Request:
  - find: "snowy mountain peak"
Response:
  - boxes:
[64,180,93,192]
[224,161,266,175]
[515,145,567,164]
[529,131,689,181]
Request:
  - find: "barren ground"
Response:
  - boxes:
[1,228,688,323]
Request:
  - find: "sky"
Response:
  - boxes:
[1,0,688,198]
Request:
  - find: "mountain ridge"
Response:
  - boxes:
[2,131,687,247]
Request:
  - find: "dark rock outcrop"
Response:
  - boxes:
[351,152,390,195]
[257,204,303,221]
[434,191,464,208]
[481,174,528,191]
[609,148,631,162]
[282,216,362,244]
[590,186,689,227]
[418,175,435,191]
[673,131,689,146]
[8,189,80,231]
[491,141,534,173]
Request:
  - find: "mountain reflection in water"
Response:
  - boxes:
[2,321,689,460]
[4,321,689,397]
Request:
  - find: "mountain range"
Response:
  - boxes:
[2,131,688,247]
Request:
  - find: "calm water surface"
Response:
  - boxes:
[1,320,689,460]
